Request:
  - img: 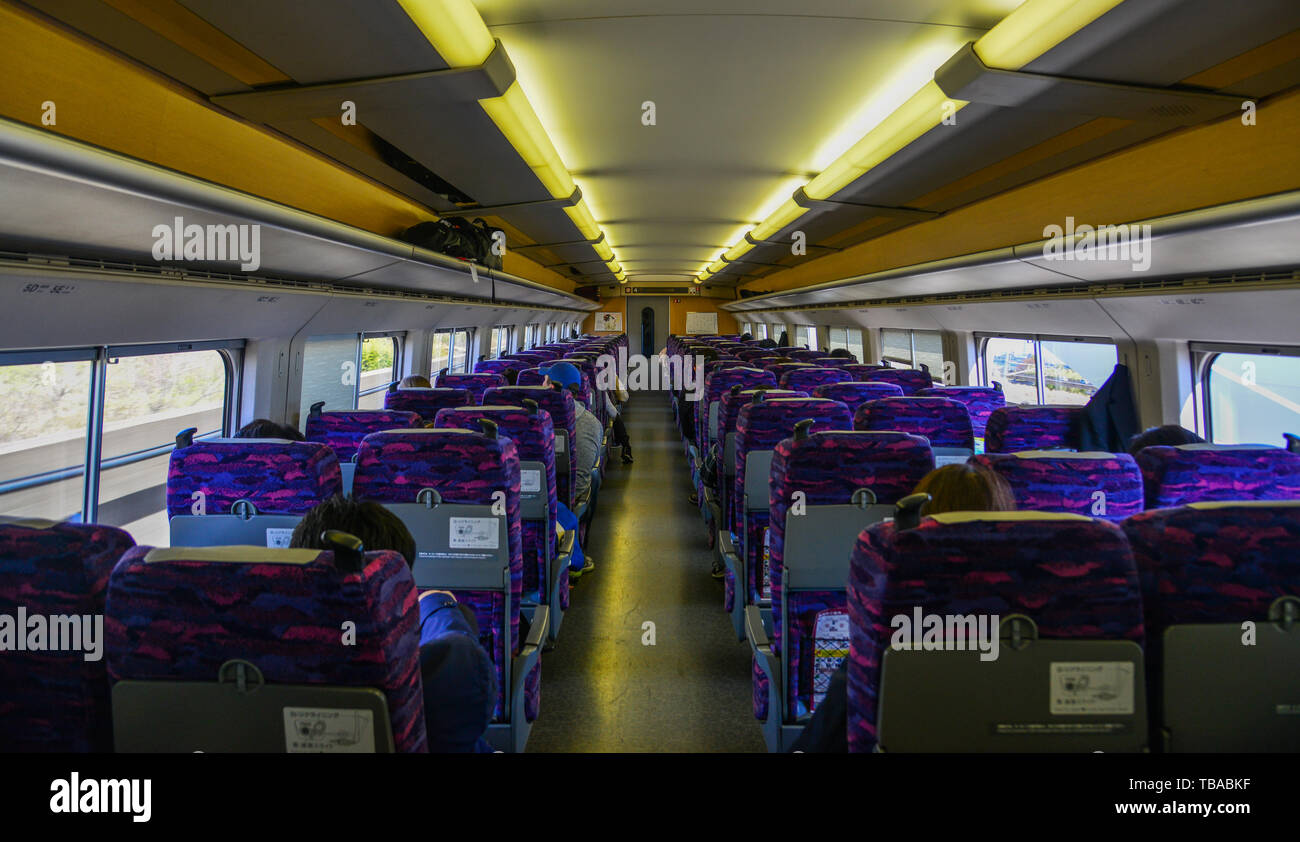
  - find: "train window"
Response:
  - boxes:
[357,335,399,409]
[827,327,864,362]
[883,328,947,377]
[1198,346,1300,445]
[0,353,94,522]
[300,334,360,420]
[449,329,472,373]
[794,325,816,350]
[430,330,452,374]
[752,323,767,340]
[97,348,231,544]
[489,326,512,358]
[980,334,1116,405]
[0,343,238,540]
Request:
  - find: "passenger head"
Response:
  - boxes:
[739,332,754,342]
[542,362,583,398]
[757,338,778,350]
[912,463,1016,516]
[828,348,853,359]
[233,419,304,441]
[290,495,417,568]
[1127,424,1205,456]
[777,331,790,347]
[503,368,519,386]
[400,375,432,389]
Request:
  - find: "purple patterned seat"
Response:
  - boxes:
[352,428,534,724]
[983,405,1082,453]
[475,359,525,377]
[763,362,816,386]
[517,367,593,413]
[1136,444,1300,508]
[861,368,934,395]
[759,431,934,724]
[811,381,903,416]
[917,386,1006,438]
[838,363,887,381]
[434,404,563,610]
[781,367,851,393]
[383,387,471,418]
[486,385,577,510]
[972,451,1143,520]
[166,439,342,517]
[846,513,1145,752]
[105,543,426,752]
[435,373,506,404]
[304,407,423,463]
[814,356,859,367]
[713,389,806,533]
[787,349,831,362]
[731,398,854,607]
[504,352,549,366]
[0,520,135,751]
[698,367,778,456]
[737,349,772,362]
[853,396,974,451]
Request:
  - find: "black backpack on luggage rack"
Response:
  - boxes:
[400,217,503,270]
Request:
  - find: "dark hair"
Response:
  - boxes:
[234,419,304,441]
[739,333,754,342]
[828,348,853,359]
[913,464,1016,516]
[777,331,790,347]
[503,368,519,386]
[1128,424,1205,455]
[290,495,417,569]
[757,338,778,350]
[400,374,432,389]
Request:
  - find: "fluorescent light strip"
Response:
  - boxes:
[716,0,1131,275]
[397,0,619,275]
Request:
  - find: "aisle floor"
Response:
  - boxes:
[525,394,766,752]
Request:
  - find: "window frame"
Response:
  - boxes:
[357,332,402,407]
[0,339,242,525]
[1192,341,1300,443]
[976,332,1116,405]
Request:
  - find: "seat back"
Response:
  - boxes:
[811,381,903,416]
[166,437,343,547]
[700,367,778,451]
[916,386,1006,438]
[1124,501,1300,751]
[0,519,135,751]
[304,406,423,462]
[781,367,851,393]
[763,362,816,386]
[486,385,577,509]
[383,387,471,418]
[861,368,933,395]
[786,349,831,362]
[972,451,1143,520]
[434,404,558,606]
[847,512,1145,752]
[475,358,525,377]
[435,373,506,404]
[1136,444,1300,508]
[838,363,887,381]
[983,405,1081,453]
[106,543,424,752]
[352,428,523,721]
[733,398,853,604]
[768,432,934,720]
[854,396,974,461]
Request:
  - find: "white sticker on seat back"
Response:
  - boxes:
[1050,662,1135,715]
[521,469,542,493]
[283,707,375,753]
[449,517,500,550]
[265,528,294,549]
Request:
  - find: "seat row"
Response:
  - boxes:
[0,334,628,753]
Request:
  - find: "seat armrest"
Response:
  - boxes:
[718,528,739,562]
[745,604,773,654]
[557,528,575,557]
[521,605,548,655]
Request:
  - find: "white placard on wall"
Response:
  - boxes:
[597,312,623,332]
[685,311,718,334]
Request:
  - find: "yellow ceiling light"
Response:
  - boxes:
[751,199,806,241]
[564,201,601,240]
[723,239,754,263]
[707,258,727,275]
[692,277,703,285]
[594,240,615,262]
[395,0,494,68]
[975,0,1129,70]
[480,82,576,199]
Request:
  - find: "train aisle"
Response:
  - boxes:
[526,393,765,752]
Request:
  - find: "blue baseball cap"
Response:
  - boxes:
[543,361,582,388]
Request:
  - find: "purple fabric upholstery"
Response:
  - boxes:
[916,386,1006,438]
[811,381,904,417]
[384,388,471,419]
[861,368,934,395]
[781,367,851,393]
[1136,445,1300,509]
[0,520,135,751]
[166,439,341,517]
[435,373,506,404]
[486,386,577,510]
[854,396,974,450]
[846,514,1145,752]
[105,545,427,752]
[973,452,1143,520]
[305,409,423,462]
[983,405,1081,453]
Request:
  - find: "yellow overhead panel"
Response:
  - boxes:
[594,240,615,261]
[563,200,601,240]
[751,199,806,241]
[480,82,577,199]
[396,0,495,67]
[975,0,1129,70]
[723,240,754,263]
